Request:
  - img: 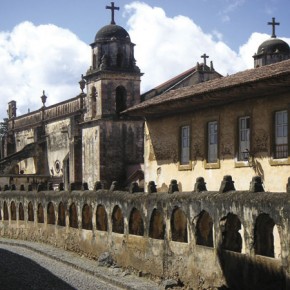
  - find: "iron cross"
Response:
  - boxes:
[201,53,209,66]
[268,17,280,38]
[106,2,120,25]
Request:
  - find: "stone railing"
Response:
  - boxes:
[8,95,83,131]
[0,175,289,289]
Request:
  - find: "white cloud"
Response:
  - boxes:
[0,21,90,120]
[1,3,290,121]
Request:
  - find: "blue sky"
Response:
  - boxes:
[0,0,290,120]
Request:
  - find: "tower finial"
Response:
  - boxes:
[267,17,280,38]
[106,2,120,25]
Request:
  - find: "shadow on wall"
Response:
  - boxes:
[217,245,289,290]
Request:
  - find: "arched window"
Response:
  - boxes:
[254,213,278,258]
[96,204,108,231]
[69,203,78,229]
[3,201,8,220]
[112,205,124,234]
[149,209,165,240]
[82,204,92,230]
[37,203,44,223]
[47,202,55,225]
[19,203,24,221]
[10,201,16,221]
[129,208,144,236]
[57,202,66,226]
[195,210,214,247]
[171,207,188,243]
[115,86,127,115]
[220,213,242,253]
[28,202,34,222]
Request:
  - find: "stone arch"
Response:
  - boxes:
[171,207,188,243]
[47,202,55,225]
[19,203,24,221]
[28,202,34,221]
[254,213,278,258]
[112,205,124,234]
[3,201,8,220]
[96,204,108,231]
[57,202,66,227]
[149,208,165,240]
[129,207,144,236]
[195,210,214,247]
[37,203,44,223]
[220,213,242,253]
[10,201,16,221]
[69,203,78,229]
[116,86,127,115]
[82,204,92,230]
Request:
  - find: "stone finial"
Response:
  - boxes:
[147,181,157,194]
[129,182,140,194]
[58,182,64,191]
[94,181,103,191]
[4,184,9,191]
[79,74,86,93]
[249,176,264,193]
[41,90,47,107]
[82,182,89,190]
[193,177,207,193]
[10,184,16,191]
[110,181,119,191]
[168,179,179,194]
[20,184,25,191]
[219,175,235,193]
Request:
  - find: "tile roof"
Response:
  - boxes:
[125,59,290,117]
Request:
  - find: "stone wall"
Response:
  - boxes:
[0,184,289,289]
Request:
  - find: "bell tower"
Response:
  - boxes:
[84,2,142,120]
[81,2,144,189]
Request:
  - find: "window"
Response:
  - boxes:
[275,110,288,159]
[208,121,218,163]
[180,125,190,165]
[238,116,250,161]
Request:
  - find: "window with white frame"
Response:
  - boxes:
[208,121,218,163]
[238,116,250,161]
[275,110,288,159]
[180,125,190,165]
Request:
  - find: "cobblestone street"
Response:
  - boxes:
[0,238,162,290]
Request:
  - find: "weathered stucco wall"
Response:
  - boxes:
[0,189,289,289]
[145,93,290,192]
[15,128,36,173]
[46,119,70,178]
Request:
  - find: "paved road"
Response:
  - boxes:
[0,239,162,290]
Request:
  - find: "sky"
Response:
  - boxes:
[0,0,290,120]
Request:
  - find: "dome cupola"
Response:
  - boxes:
[253,17,290,67]
[88,2,140,74]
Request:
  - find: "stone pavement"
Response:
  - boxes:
[0,238,163,290]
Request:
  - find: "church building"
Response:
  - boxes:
[126,17,290,193]
[0,3,144,190]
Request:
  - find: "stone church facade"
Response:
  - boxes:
[0,4,144,190]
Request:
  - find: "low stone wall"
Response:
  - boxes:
[0,189,289,289]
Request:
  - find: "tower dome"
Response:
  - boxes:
[253,17,290,67]
[95,24,130,42]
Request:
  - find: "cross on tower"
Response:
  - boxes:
[106,2,120,25]
[268,17,280,38]
[201,53,209,66]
